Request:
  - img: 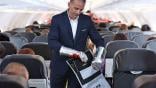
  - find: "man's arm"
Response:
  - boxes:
[48,16,62,51]
[88,17,104,47]
[87,17,106,70]
[92,46,106,70]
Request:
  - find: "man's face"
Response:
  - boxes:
[68,0,85,19]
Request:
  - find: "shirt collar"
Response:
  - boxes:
[67,10,79,21]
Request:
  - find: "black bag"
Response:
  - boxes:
[66,50,110,88]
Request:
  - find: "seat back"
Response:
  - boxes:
[0,74,28,88]
[113,48,156,88]
[10,36,28,50]
[132,34,146,48]
[142,40,156,52]
[21,42,52,60]
[105,40,138,58]
[102,35,114,47]
[0,54,48,79]
[32,35,48,43]
[105,40,138,78]
[14,32,36,42]
[125,32,143,40]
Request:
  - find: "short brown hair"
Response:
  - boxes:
[147,37,156,41]
[2,62,29,80]
[17,48,35,55]
[113,33,127,40]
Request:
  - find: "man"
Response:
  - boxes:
[48,0,105,88]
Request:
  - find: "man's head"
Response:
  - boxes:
[68,0,86,19]
[113,33,128,40]
[2,62,29,80]
[17,48,35,55]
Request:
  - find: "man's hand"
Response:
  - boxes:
[69,52,88,62]
[91,46,106,70]
[91,58,103,70]
[79,52,88,62]
[60,46,88,62]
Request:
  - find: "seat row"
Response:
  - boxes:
[0,54,50,88]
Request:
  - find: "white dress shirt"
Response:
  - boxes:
[69,18,78,39]
[68,13,79,39]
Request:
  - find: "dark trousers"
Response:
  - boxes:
[50,65,81,88]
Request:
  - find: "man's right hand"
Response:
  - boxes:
[59,46,88,62]
[79,52,88,62]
